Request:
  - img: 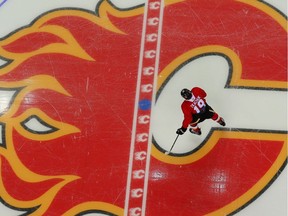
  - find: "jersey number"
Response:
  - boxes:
[193,99,205,113]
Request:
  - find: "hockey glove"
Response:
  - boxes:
[176,127,187,135]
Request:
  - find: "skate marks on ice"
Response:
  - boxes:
[0,0,145,68]
[151,54,287,155]
[149,52,287,214]
[0,0,145,38]
[0,0,286,216]
[0,1,147,215]
[148,3,287,210]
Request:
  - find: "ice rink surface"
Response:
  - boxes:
[0,0,287,215]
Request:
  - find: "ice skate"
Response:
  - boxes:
[189,127,201,135]
[218,117,226,126]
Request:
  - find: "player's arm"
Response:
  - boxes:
[176,104,192,135]
[192,87,207,98]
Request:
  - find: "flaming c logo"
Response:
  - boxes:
[149,0,287,215]
[0,1,145,215]
[0,0,286,216]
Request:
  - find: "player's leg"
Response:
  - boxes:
[189,119,202,135]
[206,104,226,126]
[211,112,226,126]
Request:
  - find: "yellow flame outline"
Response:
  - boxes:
[0,74,80,215]
[151,1,287,215]
[0,0,173,214]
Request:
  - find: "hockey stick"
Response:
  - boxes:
[165,134,180,155]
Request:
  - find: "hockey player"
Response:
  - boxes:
[176,87,225,135]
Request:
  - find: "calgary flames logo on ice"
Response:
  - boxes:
[0,1,145,215]
[0,0,286,215]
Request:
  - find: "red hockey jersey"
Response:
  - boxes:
[181,87,207,128]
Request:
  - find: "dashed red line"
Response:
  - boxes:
[124,1,164,216]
